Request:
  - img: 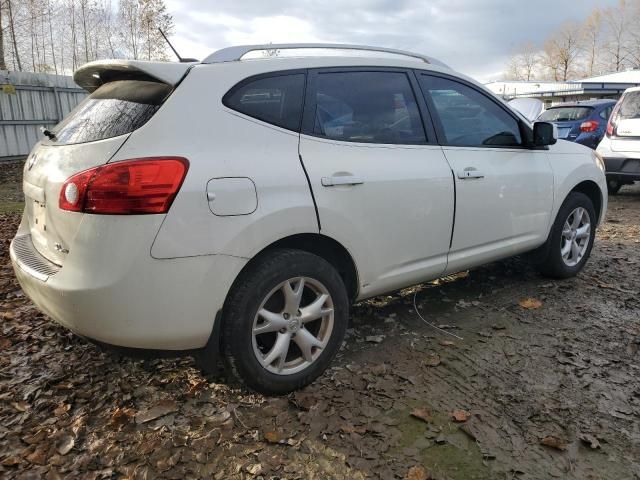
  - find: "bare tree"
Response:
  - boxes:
[583,9,603,77]
[0,0,6,70]
[602,0,631,72]
[541,22,583,81]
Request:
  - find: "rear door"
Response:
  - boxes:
[417,73,553,273]
[299,68,454,297]
[22,79,174,265]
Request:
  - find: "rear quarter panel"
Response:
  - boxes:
[106,64,318,260]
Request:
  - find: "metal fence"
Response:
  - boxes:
[0,71,86,159]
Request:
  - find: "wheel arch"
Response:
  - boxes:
[569,180,603,225]
[233,233,360,302]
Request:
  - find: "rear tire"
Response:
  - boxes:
[536,192,596,279]
[607,179,622,195]
[218,249,348,395]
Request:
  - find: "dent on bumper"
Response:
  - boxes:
[10,235,247,350]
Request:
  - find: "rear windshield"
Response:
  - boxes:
[538,107,592,122]
[618,91,640,120]
[52,80,172,145]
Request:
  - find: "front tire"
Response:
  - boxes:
[218,249,348,395]
[537,192,597,279]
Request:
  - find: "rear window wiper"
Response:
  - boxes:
[40,126,57,141]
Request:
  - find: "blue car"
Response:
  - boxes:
[536,99,617,149]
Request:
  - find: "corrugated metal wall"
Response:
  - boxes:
[0,71,86,159]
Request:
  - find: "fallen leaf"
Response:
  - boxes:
[579,433,601,449]
[410,408,433,423]
[451,409,471,422]
[26,448,47,465]
[111,407,135,428]
[245,463,263,475]
[1,456,21,467]
[519,298,542,309]
[22,430,47,445]
[55,433,74,455]
[340,423,367,434]
[423,353,441,367]
[264,431,285,444]
[11,401,30,412]
[540,435,567,451]
[186,379,208,396]
[135,399,178,424]
[54,403,71,416]
[406,465,429,480]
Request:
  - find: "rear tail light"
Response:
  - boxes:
[59,157,189,214]
[579,120,599,132]
[607,98,623,137]
[606,120,615,136]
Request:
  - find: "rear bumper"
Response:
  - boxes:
[10,216,246,350]
[603,156,640,181]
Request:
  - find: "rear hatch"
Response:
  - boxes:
[611,90,640,153]
[537,106,593,141]
[22,60,190,265]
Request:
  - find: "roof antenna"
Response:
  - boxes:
[158,28,198,63]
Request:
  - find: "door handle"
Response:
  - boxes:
[457,168,485,180]
[321,176,364,187]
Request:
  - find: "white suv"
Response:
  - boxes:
[10,44,607,394]
[596,85,640,194]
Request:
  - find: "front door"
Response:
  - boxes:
[417,73,554,273]
[299,69,454,298]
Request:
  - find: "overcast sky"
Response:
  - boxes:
[164,0,619,83]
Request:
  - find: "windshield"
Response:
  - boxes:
[538,106,593,122]
[52,80,172,145]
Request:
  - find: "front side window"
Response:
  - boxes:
[223,74,305,131]
[311,71,426,144]
[420,75,522,147]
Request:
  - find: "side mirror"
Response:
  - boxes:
[533,121,557,146]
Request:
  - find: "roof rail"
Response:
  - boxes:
[202,43,449,69]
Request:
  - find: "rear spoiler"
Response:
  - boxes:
[74,59,196,93]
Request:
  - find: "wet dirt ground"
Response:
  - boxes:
[1,158,639,479]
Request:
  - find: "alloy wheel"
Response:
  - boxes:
[560,206,591,267]
[251,277,334,375]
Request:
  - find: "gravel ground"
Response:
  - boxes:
[1,159,639,479]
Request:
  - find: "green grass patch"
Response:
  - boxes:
[0,201,24,214]
[390,404,492,480]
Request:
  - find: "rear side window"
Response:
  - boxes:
[310,71,426,144]
[618,91,640,120]
[599,105,614,120]
[223,74,305,131]
[538,107,592,122]
[53,80,172,145]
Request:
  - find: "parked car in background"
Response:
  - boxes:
[537,99,617,150]
[508,98,544,122]
[10,43,607,394]
[597,86,640,194]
